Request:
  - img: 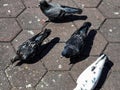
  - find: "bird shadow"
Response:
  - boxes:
[15,37,60,66]
[94,58,114,90]
[51,15,87,23]
[69,30,97,64]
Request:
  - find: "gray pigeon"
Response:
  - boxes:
[62,22,91,58]
[39,0,82,21]
[11,29,51,63]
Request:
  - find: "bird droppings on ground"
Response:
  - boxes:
[8,10,11,13]
[52,79,56,83]
[28,21,32,24]
[60,55,63,58]
[27,31,35,35]
[3,4,8,7]
[37,19,41,22]
[41,84,44,88]
[71,24,74,27]
[114,12,119,15]
[26,84,32,88]
[58,74,62,78]
[15,39,18,42]
[109,29,113,32]
[41,79,49,87]
[25,66,29,69]
[58,64,62,69]
[81,4,85,8]
[6,46,9,48]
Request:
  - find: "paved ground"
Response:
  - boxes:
[0,0,120,90]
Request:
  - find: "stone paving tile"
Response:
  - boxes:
[17,8,47,30]
[0,43,16,70]
[5,61,47,89]
[84,31,108,56]
[101,72,120,90]
[12,30,48,50]
[98,0,120,18]
[42,43,72,70]
[0,18,22,42]
[73,0,101,8]
[100,19,120,42]
[11,87,35,90]
[52,0,77,7]
[73,8,105,30]
[0,0,25,17]
[0,70,11,90]
[45,22,76,42]
[70,56,97,81]
[104,43,120,72]
[22,0,50,8]
[36,71,76,90]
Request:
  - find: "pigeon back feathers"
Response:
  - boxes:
[39,0,82,21]
[11,29,51,63]
[62,22,91,58]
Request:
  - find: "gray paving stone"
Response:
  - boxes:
[104,43,120,72]
[100,19,120,42]
[73,0,101,8]
[22,0,50,8]
[36,71,76,90]
[88,31,108,56]
[98,0,120,18]
[5,61,47,89]
[70,56,97,81]
[17,8,47,30]
[83,30,108,56]
[0,0,25,17]
[42,43,72,70]
[45,22,77,42]
[0,70,11,90]
[12,30,48,51]
[11,86,35,90]
[102,72,120,90]
[52,0,77,7]
[73,8,105,30]
[0,43,16,70]
[0,18,22,41]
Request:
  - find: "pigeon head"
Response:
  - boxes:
[39,0,49,8]
[62,45,79,58]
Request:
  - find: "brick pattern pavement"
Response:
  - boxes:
[0,0,120,90]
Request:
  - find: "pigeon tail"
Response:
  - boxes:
[78,22,91,36]
[36,29,51,45]
[63,6,82,14]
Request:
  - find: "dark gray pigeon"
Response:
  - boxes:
[11,29,51,63]
[62,22,91,58]
[39,0,82,21]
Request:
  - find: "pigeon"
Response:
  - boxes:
[11,29,51,63]
[39,0,82,21]
[74,54,107,90]
[61,22,91,58]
